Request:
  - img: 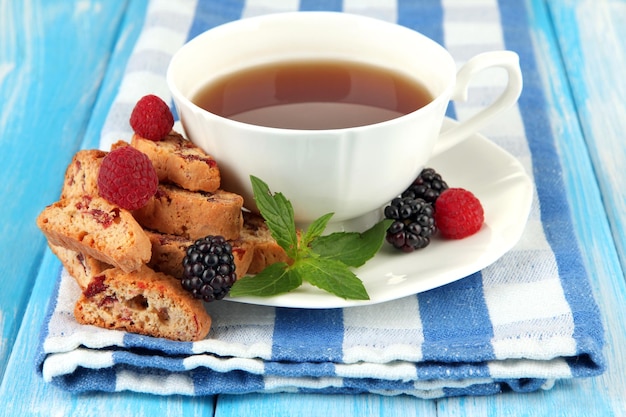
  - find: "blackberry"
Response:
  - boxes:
[181,235,237,302]
[384,197,436,252]
[402,168,448,204]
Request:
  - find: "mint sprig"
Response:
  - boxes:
[249,176,299,258]
[229,176,391,300]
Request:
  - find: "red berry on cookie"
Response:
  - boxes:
[97,146,158,210]
[434,188,484,239]
[129,94,174,141]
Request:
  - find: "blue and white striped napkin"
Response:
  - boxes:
[36,0,605,398]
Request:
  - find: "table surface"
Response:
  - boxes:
[1,0,625,416]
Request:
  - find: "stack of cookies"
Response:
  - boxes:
[37,131,289,342]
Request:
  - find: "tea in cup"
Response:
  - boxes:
[167,12,522,226]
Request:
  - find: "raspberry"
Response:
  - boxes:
[434,188,484,239]
[181,236,237,302]
[129,94,174,141]
[97,146,158,210]
[402,168,448,204]
[384,197,436,252]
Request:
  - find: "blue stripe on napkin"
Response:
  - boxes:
[188,0,245,40]
[123,333,195,356]
[66,367,117,393]
[271,308,344,363]
[112,350,188,372]
[418,273,495,362]
[300,0,342,12]
[192,368,265,395]
[498,0,605,375]
[397,0,456,120]
[397,0,444,44]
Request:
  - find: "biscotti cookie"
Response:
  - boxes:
[49,243,112,289]
[59,141,131,200]
[37,195,151,272]
[241,211,292,274]
[145,229,253,280]
[60,149,106,200]
[131,132,220,192]
[133,184,244,241]
[74,265,211,342]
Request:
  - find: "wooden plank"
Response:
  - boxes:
[545,0,626,412]
[548,0,626,274]
[546,0,626,413]
[215,393,435,417]
[437,0,626,415]
[79,0,149,150]
[0,0,129,378]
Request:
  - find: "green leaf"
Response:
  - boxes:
[229,262,301,297]
[299,258,370,300]
[250,176,299,258]
[238,176,393,302]
[310,219,393,267]
[300,212,334,247]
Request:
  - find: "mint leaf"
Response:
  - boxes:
[229,262,301,297]
[310,219,392,267]
[229,177,388,301]
[300,212,334,248]
[298,258,370,300]
[250,175,299,259]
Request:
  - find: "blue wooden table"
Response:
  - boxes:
[1,0,625,415]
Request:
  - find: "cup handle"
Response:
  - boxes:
[432,51,523,156]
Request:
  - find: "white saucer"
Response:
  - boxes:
[227,122,534,309]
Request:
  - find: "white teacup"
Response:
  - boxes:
[167,12,522,226]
